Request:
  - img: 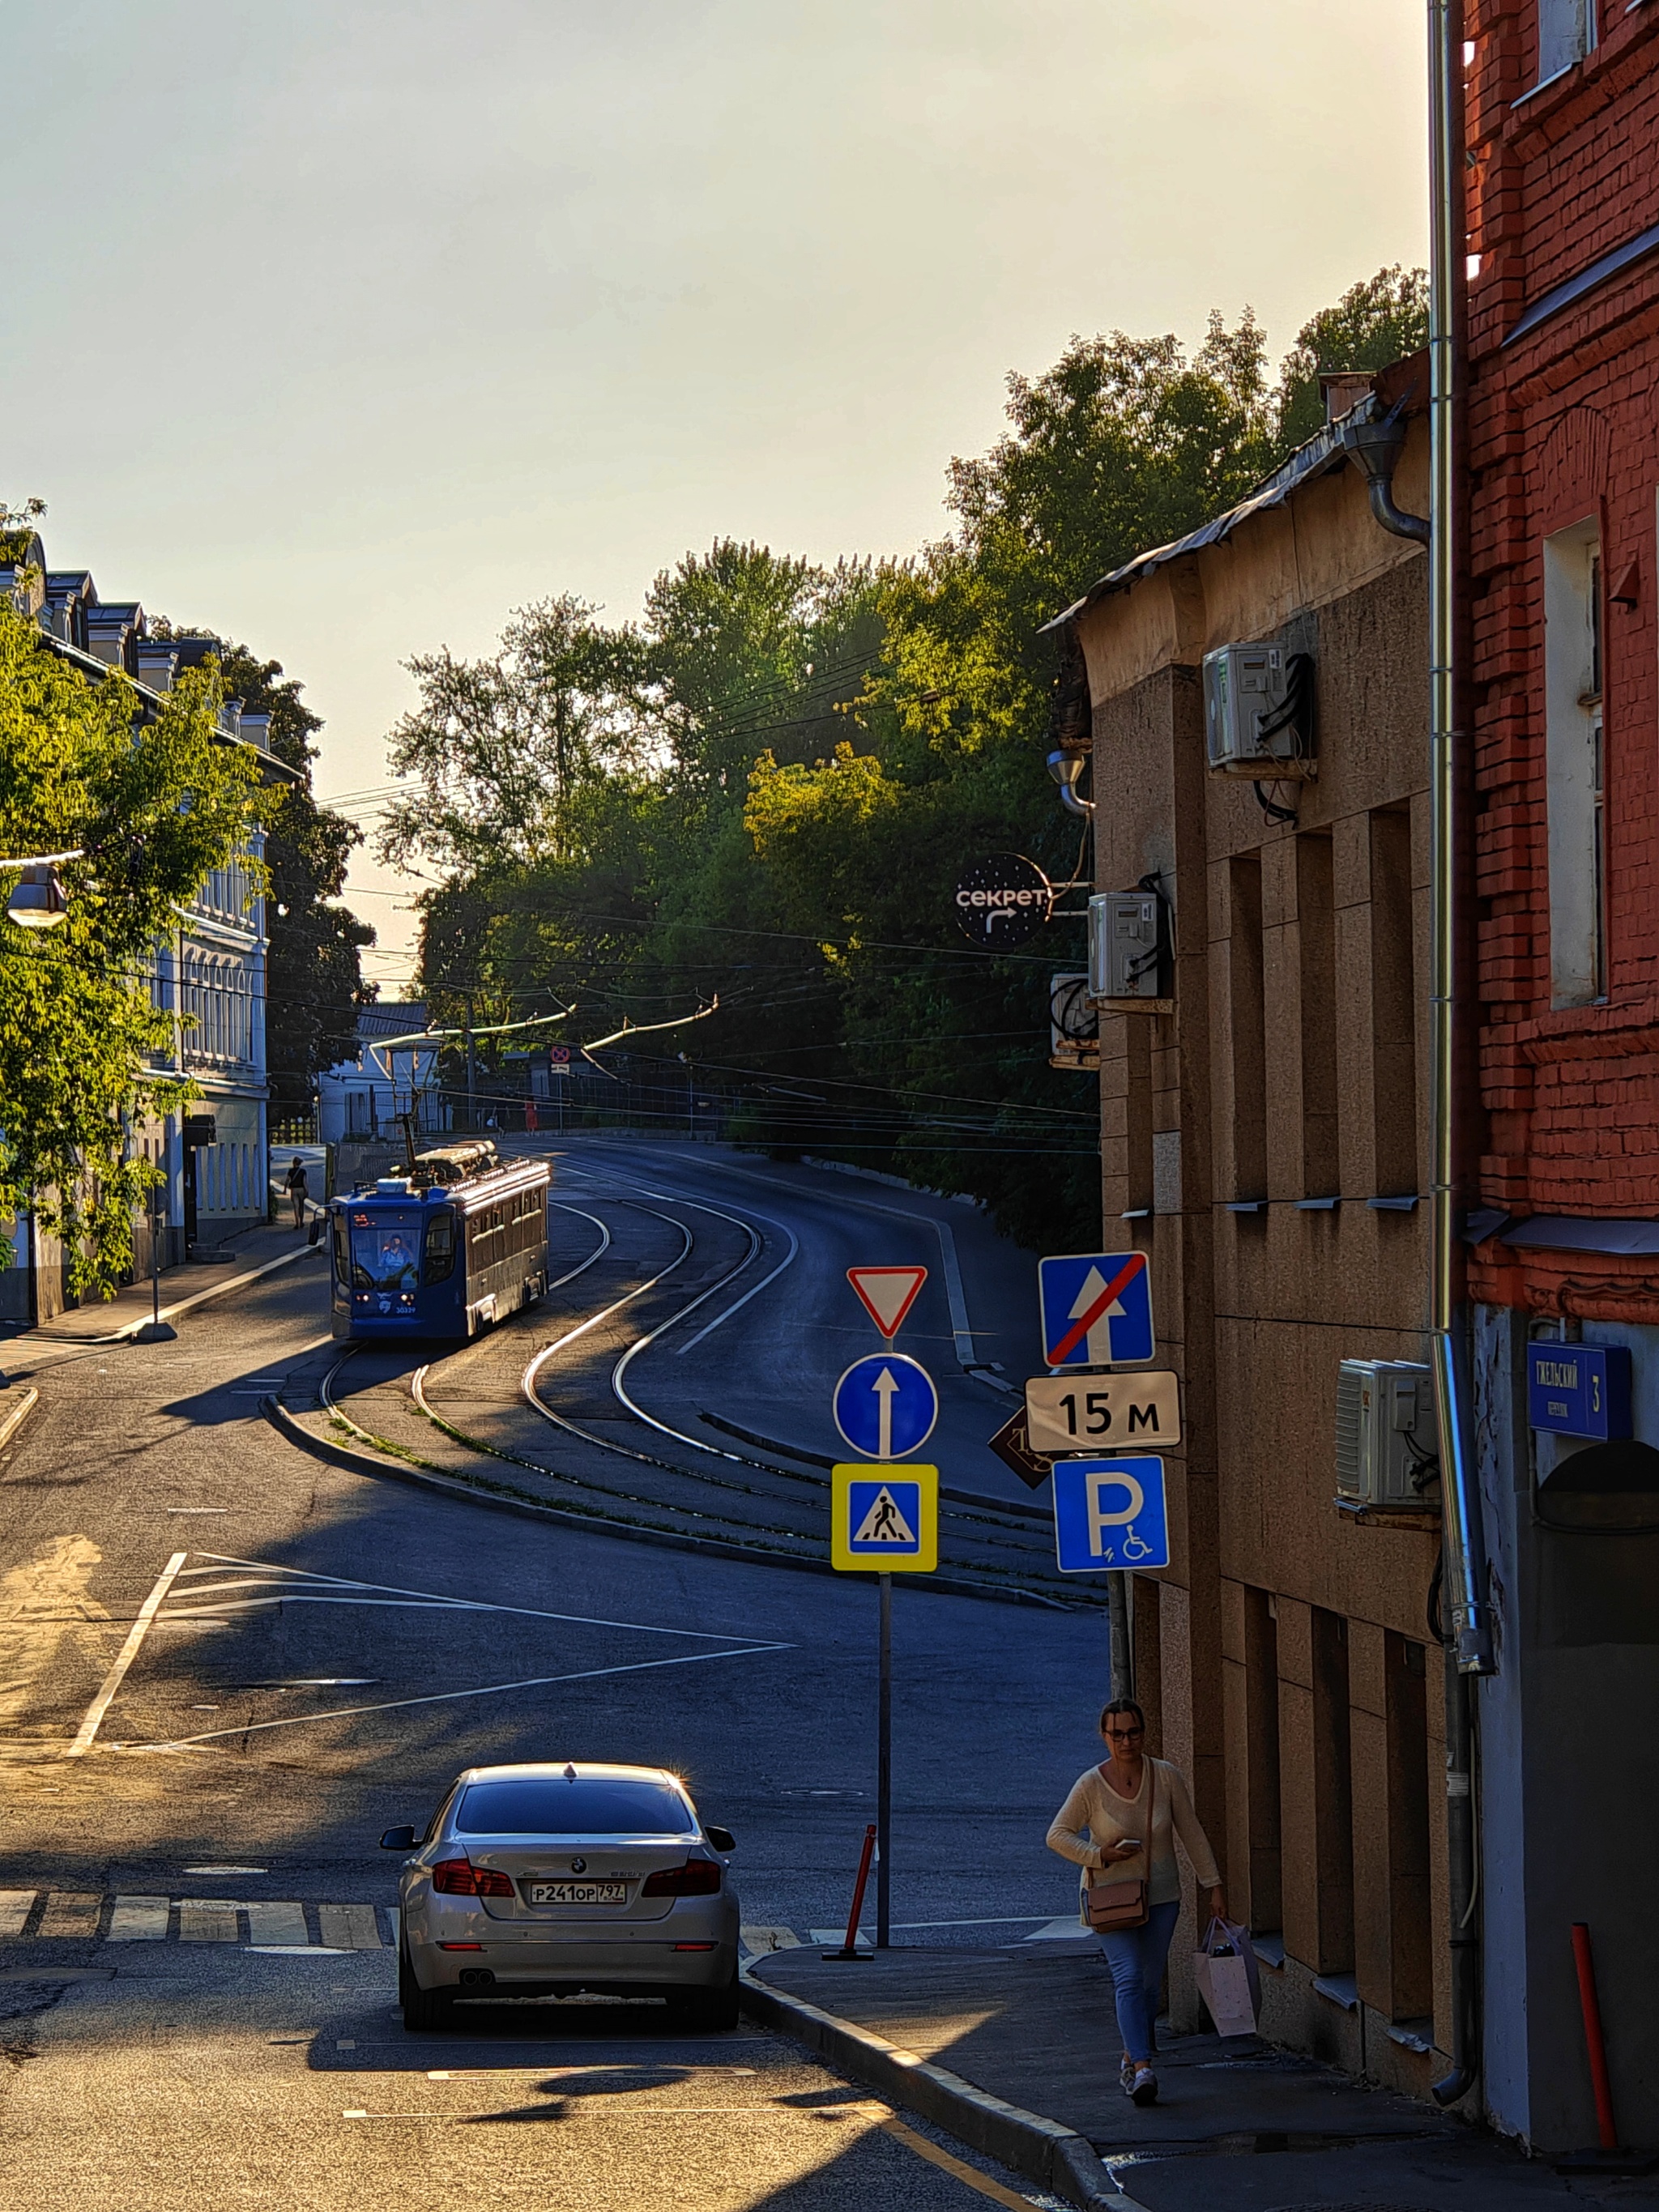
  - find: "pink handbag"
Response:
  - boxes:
[1084,1762,1158,1932]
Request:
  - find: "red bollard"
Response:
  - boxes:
[824,1823,876,1961]
[1572,1922,1619,2151]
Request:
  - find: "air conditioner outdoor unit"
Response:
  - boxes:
[1088,890,1166,1004]
[1049,974,1098,1072]
[1202,642,1316,777]
[1335,1359,1436,1510]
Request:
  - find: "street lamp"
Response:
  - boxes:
[2,849,83,929]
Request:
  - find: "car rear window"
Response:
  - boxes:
[454,1778,697,1837]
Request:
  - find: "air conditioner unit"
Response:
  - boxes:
[1202,643,1316,777]
[1335,1359,1436,1509]
[1049,974,1098,1072]
[1088,890,1166,1004]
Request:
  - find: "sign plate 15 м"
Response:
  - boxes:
[1025,1370,1181,1455]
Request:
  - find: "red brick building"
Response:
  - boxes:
[1457,0,1659,2153]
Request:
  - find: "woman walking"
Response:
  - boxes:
[1047,1699,1226,2107]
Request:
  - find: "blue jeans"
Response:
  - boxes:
[1098,1899,1180,2061]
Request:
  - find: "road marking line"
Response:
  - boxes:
[108,1896,169,1941]
[179,1899,240,1942]
[319,1903,383,1950]
[859,2105,1045,2209]
[170,1554,778,1642]
[740,1925,800,1954]
[124,1641,793,1750]
[245,1902,309,1946]
[0,1892,36,1938]
[38,1892,101,1937]
[1024,1916,1091,1941]
[65,1549,188,1758]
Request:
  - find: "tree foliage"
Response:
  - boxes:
[1274,265,1430,449]
[0,592,266,1296]
[151,624,376,1119]
[378,270,1424,1250]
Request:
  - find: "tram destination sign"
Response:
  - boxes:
[953,852,1053,949]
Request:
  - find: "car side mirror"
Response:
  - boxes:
[380,1824,418,1851]
[706,1824,736,1853]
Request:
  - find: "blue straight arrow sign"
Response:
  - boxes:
[833,1353,938,1460]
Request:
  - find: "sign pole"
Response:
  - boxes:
[1108,1571,1132,1701]
[877,1570,892,1950]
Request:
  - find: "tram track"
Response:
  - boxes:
[311,1157,1099,1609]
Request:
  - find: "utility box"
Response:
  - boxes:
[1202,642,1316,776]
[1335,1358,1436,1509]
[1088,890,1166,1004]
[1048,974,1098,1072]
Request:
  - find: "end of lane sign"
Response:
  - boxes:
[832,1464,939,1571]
[1038,1251,1154,1368]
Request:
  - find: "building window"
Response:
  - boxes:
[1543,518,1606,1006]
[1536,0,1597,84]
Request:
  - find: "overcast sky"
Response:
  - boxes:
[4,1,1427,983]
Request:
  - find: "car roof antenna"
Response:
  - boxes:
[563,1763,578,1780]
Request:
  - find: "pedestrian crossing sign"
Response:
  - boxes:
[832,1464,938,1572]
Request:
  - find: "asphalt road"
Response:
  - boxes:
[0,1139,1114,2210]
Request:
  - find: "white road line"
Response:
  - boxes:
[65,1550,189,1758]
[676,1212,800,1353]
[166,1555,779,1643]
[126,1639,793,1751]
[0,1892,36,1937]
[108,1897,170,1941]
[633,1149,982,1365]
[245,1902,309,1946]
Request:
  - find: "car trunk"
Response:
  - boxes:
[463,1837,710,1924]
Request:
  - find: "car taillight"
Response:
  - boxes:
[430,1857,514,1897]
[641,1859,721,1897]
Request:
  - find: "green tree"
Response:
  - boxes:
[151,624,375,1120]
[1273,265,1430,450]
[0,585,266,1297]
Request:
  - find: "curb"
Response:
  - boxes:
[0,1386,40,1451]
[738,1969,1128,2209]
[22,1239,325,1349]
[260,1397,1080,1612]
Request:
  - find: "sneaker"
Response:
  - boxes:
[1119,2058,1137,2098]
[1130,2065,1158,2107]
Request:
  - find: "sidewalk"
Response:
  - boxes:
[2,1219,326,1349]
[744,1941,1659,2211]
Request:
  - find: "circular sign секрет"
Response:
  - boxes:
[953,852,1053,948]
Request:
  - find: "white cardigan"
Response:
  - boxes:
[1046,1756,1221,1912]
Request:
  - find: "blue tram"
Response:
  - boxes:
[329,1140,552,1341]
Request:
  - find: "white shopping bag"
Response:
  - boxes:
[1194,1918,1259,2038]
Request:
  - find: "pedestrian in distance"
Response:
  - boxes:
[524,1096,539,1133]
[1047,1698,1226,2108]
[284,1154,309,1231]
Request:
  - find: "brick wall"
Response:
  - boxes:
[1463,2,1659,1313]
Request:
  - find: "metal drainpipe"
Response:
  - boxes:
[1363,0,1492,2107]
[1427,0,1492,2111]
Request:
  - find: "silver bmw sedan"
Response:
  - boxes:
[382,1760,740,2031]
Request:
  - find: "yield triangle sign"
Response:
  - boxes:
[847,1265,928,1339]
[852,1485,917,1545]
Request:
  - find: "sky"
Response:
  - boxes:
[2,1,1427,988]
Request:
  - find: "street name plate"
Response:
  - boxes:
[1024,1370,1181,1455]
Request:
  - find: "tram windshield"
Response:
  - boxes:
[351,1211,422,1291]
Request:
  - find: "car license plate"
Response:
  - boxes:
[527,1881,627,1906]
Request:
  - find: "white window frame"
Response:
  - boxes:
[1543,515,1606,1008]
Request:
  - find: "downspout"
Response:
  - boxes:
[1351,0,1492,2111]
[1426,0,1493,2112]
